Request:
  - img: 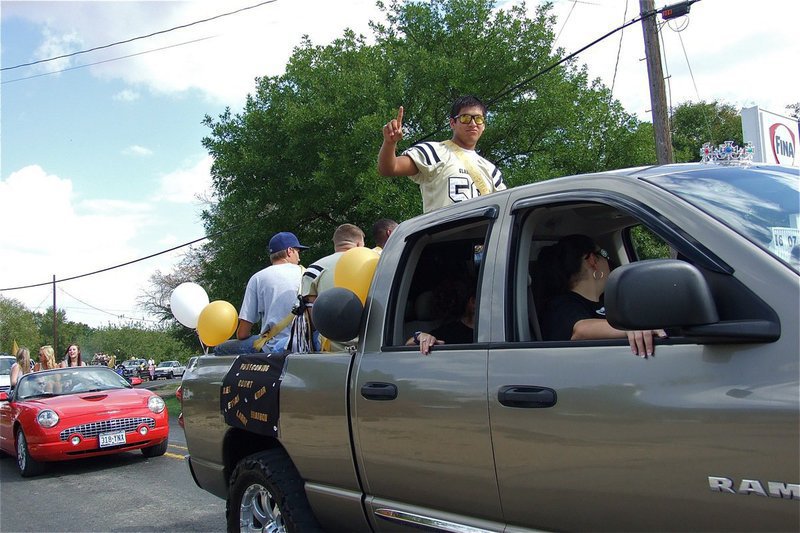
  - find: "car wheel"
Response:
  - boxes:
[227,449,321,533]
[16,429,46,477]
[168,372,174,379]
[141,438,168,458]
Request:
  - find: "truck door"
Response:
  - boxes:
[352,214,505,532]
[487,194,799,531]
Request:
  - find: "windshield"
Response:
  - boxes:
[16,368,130,400]
[0,358,14,375]
[644,166,800,273]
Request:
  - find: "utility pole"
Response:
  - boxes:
[52,275,57,354]
[640,0,674,164]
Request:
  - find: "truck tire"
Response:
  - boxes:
[227,449,321,533]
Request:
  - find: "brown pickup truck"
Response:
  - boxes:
[181,162,799,532]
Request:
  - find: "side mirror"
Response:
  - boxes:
[0,391,8,402]
[312,287,364,342]
[605,259,719,330]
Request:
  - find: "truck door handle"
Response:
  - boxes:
[497,386,557,408]
[361,382,398,401]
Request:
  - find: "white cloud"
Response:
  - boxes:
[540,0,799,119]
[152,154,214,204]
[123,144,153,157]
[0,165,162,327]
[113,89,140,102]
[34,26,83,74]
[3,0,385,106]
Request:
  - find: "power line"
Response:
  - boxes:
[58,287,161,324]
[2,35,217,85]
[0,235,209,291]
[610,0,630,97]
[1,0,278,72]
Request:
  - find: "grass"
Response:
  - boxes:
[147,380,182,418]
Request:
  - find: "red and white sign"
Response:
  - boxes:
[742,107,798,167]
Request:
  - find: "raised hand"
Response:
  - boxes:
[382,106,404,144]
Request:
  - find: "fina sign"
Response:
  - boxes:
[742,107,798,166]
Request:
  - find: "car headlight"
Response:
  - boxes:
[37,409,59,428]
[148,396,166,414]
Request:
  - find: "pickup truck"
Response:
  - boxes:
[181,162,799,532]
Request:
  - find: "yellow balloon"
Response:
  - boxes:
[196,300,239,347]
[333,247,380,304]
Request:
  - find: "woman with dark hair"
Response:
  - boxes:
[60,344,86,368]
[540,234,666,358]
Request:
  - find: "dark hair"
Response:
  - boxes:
[432,277,476,320]
[450,95,487,118]
[371,219,398,247]
[65,344,83,367]
[538,234,596,297]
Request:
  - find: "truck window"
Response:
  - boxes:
[509,201,663,343]
[386,219,491,347]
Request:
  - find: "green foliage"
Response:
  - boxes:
[670,100,743,162]
[0,297,196,364]
[630,225,671,260]
[201,0,655,302]
[0,296,41,353]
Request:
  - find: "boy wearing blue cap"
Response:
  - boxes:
[215,231,309,355]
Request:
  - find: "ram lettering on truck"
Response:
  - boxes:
[181,163,799,532]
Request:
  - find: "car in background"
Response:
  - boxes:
[0,355,15,394]
[153,360,185,380]
[120,358,147,379]
[0,366,169,477]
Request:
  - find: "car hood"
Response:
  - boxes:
[22,388,157,418]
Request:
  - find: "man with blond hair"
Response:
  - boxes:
[301,223,365,351]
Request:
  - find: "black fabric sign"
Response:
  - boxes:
[220,352,287,437]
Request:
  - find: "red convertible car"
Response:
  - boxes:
[0,366,169,477]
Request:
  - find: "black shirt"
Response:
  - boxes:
[542,291,605,341]
[431,320,474,345]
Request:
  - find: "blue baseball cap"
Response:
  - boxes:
[268,232,309,254]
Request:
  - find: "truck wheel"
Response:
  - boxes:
[16,429,46,477]
[227,449,321,533]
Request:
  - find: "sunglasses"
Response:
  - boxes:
[453,114,485,125]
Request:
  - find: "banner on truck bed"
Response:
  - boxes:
[220,352,287,437]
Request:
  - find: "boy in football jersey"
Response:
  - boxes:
[378,95,506,213]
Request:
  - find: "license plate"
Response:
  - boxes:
[99,430,126,448]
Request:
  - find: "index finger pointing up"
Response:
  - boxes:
[397,106,404,126]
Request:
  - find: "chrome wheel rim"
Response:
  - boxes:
[16,432,27,472]
[240,483,284,533]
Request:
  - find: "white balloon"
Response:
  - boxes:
[170,282,210,329]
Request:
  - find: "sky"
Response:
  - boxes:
[1,0,798,330]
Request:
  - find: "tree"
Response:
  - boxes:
[670,100,743,162]
[0,296,41,353]
[786,103,800,120]
[200,0,655,302]
[34,307,92,360]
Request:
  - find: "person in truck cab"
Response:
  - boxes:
[215,231,309,355]
[378,95,506,213]
[539,234,666,357]
[406,277,476,355]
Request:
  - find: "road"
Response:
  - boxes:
[0,415,226,532]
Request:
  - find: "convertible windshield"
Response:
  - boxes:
[0,357,14,375]
[644,165,800,273]
[16,368,130,400]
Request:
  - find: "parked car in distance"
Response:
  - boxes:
[120,358,147,379]
[0,366,169,477]
[0,355,15,394]
[153,360,185,380]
